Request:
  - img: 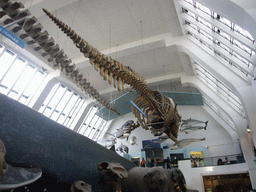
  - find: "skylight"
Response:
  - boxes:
[184,0,255,42]
[203,95,236,129]
[179,0,255,81]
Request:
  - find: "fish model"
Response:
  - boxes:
[170,138,206,150]
[129,136,137,146]
[116,142,129,154]
[108,120,139,141]
[180,123,208,134]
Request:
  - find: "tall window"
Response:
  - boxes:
[77,105,107,141]
[39,83,86,129]
[0,44,46,105]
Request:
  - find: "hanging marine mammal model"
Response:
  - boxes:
[170,138,206,150]
[116,142,129,154]
[107,120,139,141]
[43,8,182,143]
[180,118,208,134]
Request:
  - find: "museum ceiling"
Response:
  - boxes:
[5,0,256,105]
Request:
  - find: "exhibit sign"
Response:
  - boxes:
[0,25,25,48]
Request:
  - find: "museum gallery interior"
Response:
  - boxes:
[0,0,256,191]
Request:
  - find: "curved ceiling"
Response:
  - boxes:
[4,0,255,139]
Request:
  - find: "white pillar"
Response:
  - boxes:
[234,116,256,189]
[237,86,256,148]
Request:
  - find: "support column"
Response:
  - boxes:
[234,116,256,189]
[237,86,256,147]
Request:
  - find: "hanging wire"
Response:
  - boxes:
[140,20,143,81]
[63,0,82,49]
[19,0,34,30]
[163,65,168,91]
[109,21,112,55]
[153,50,159,91]
[122,0,142,37]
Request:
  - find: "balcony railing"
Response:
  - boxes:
[190,153,245,168]
[140,153,245,168]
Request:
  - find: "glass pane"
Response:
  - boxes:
[47,85,66,110]
[77,106,94,133]
[39,83,59,113]
[187,21,197,30]
[43,107,52,118]
[63,95,81,127]
[186,10,196,19]
[19,95,28,104]
[57,113,66,125]
[67,97,84,128]
[196,2,211,15]
[55,89,73,114]
[78,123,88,135]
[219,16,232,28]
[8,90,19,100]
[184,0,193,5]
[51,110,60,121]
[95,118,103,129]
[200,30,213,41]
[22,70,46,105]
[233,39,252,55]
[61,94,79,117]
[234,24,255,42]
[0,50,16,80]
[198,17,212,29]
[0,57,27,94]
[12,64,36,93]
[83,106,98,125]
[0,44,4,55]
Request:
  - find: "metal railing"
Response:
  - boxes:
[140,153,245,168]
[190,153,245,167]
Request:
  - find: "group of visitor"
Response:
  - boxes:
[140,157,171,168]
[217,156,229,165]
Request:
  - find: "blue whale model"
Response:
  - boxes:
[0,94,135,191]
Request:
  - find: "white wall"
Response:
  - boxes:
[105,105,239,158]
[178,160,249,192]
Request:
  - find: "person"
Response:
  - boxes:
[150,157,155,167]
[156,157,163,167]
[193,159,198,167]
[217,158,223,165]
[140,157,146,167]
[165,157,171,169]
[224,156,229,164]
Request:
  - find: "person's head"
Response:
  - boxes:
[142,158,144,160]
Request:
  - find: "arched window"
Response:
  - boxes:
[38,83,86,129]
[77,105,107,141]
[0,44,47,106]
